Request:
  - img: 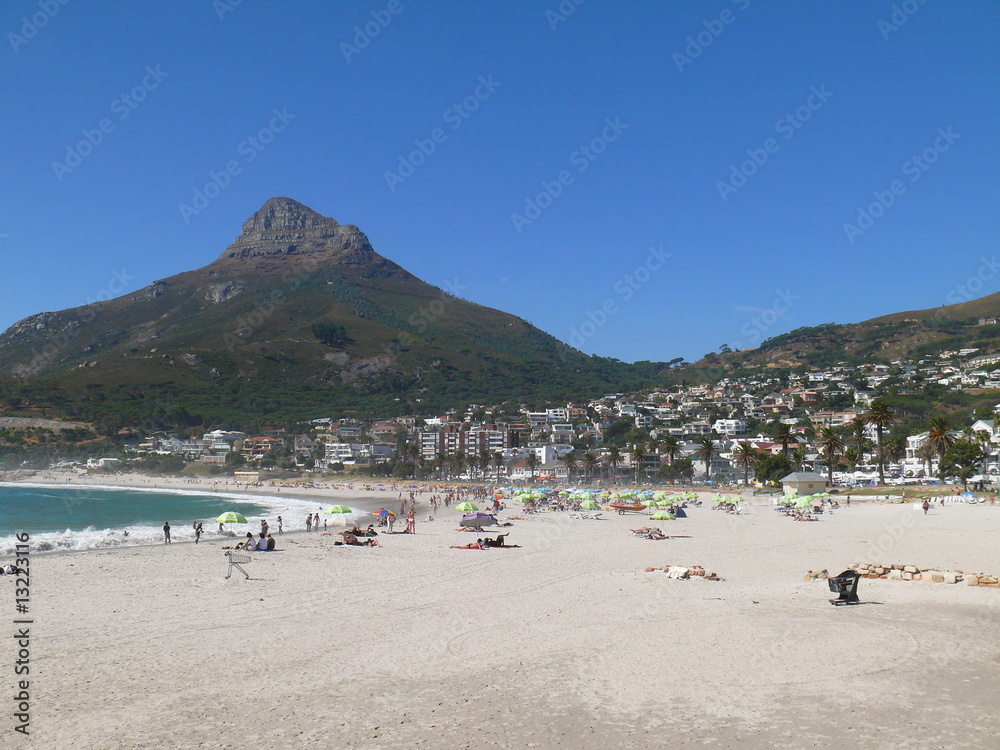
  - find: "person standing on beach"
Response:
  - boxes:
[163,522,171,544]
[314,512,320,531]
[261,519,269,537]
[306,515,312,532]
[922,500,930,515]
[195,522,203,544]
[405,508,415,534]
[277,515,283,534]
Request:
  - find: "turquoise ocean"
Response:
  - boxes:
[0,483,346,554]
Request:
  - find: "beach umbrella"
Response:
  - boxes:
[324,505,354,514]
[455,502,479,512]
[580,499,600,510]
[795,496,815,508]
[216,511,247,524]
[651,511,676,520]
[460,512,498,529]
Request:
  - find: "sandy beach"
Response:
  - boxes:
[2,486,997,749]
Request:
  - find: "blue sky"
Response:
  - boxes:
[2,0,997,363]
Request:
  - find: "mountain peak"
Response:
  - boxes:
[239,196,338,235]
[218,197,384,263]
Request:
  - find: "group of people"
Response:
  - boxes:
[236,532,276,551]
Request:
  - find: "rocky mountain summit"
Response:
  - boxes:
[218,196,392,269]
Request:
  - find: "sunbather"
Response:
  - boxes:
[342,532,380,546]
[483,533,510,547]
[451,539,487,549]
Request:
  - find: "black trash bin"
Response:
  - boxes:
[828,569,861,606]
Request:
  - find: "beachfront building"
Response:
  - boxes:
[779,472,828,496]
[240,436,282,461]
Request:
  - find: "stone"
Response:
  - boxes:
[931,574,945,583]
[904,566,917,573]
[943,572,957,584]
[892,564,903,570]
[889,569,902,580]
[989,583,1000,589]
[913,574,922,581]
[874,567,885,575]
[902,571,913,580]
[966,576,980,586]
[817,569,829,580]
[867,573,879,579]
[644,568,655,573]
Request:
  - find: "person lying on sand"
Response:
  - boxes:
[482,533,513,548]
[630,527,668,540]
[340,532,380,547]
[450,540,487,549]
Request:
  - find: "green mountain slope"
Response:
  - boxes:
[0,198,667,430]
[687,290,1000,377]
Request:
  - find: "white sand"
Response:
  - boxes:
[4,496,999,748]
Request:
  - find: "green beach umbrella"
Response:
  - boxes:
[325,505,354,514]
[580,499,600,510]
[651,511,676,520]
[795,496,815,508]
[216,511,247,524]
[455,502,479,512]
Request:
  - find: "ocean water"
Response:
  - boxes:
[0,483,349,554]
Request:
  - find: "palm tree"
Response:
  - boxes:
[582,451,600,483]
[769,423,794,459]
[630,444,648,484]
[733,442,759,486]
[492,452,505,484]
[790,445,808,472]
[479,447,492,480]
[848,417,868,461]
[560,451,578,482]
[925,416,954,470]
[694,436,718,481]
[915,441,935,477]
[525,452,539,480]
[864,400,896,485]
[435,451,447,479]
[659,435,681,464]
[974,429,992,477]
[605,445,623,483]
[449,453,466,479]
[816,427,844,485]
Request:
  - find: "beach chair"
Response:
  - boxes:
[225,550,252,580]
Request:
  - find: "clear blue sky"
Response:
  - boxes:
[2,0,997,362]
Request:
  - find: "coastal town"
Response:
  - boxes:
[79,349,1000,488]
